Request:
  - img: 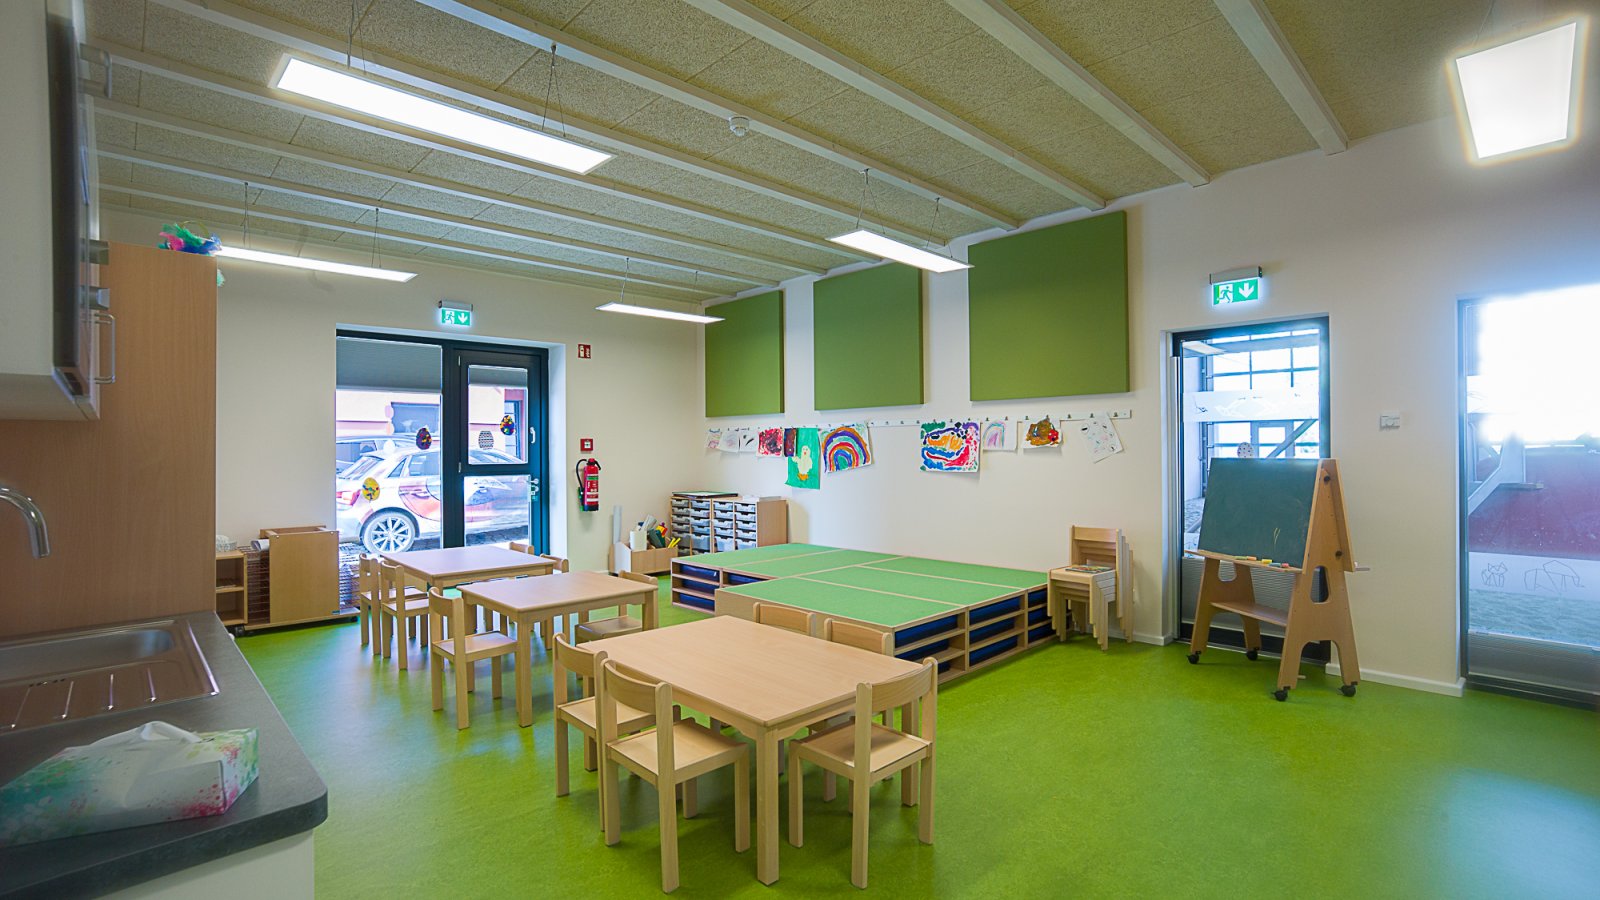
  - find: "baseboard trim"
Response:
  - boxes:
[1326,661,1465,697]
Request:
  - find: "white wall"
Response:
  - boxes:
[699,114,1600,692]
[101,207,704,573]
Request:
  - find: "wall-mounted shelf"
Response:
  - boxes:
[215,550,248,627]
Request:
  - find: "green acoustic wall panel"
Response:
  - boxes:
[968,211,1129,400]
[813,263,923,410]
[704,290,784,417]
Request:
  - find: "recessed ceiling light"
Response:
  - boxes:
[596,302,724,324]
[1451,20,1585,161]
[214,246,417,282]
[274,58,613,174]
[827,229,971,274]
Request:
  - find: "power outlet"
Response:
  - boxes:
[1379,411,1402,430]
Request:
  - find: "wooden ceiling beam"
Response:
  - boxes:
[1213,0,1347,154]
[99,145,763,289]
[95,100,816,277]
[945,0,1209,186]
[412,0,1019,230]
[147,0,935,244]
[677,0,1106,210]
[101,178,719,297]
[92,38,866,261]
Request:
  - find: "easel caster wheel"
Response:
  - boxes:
[1246,649,1258,661]
[1186,652,1200,664]
[1273,688,1289,702]
[1340,683,1357,697]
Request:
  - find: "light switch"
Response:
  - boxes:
[1379,412,1402,430]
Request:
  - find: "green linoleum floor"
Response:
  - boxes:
[237,592,1600,899]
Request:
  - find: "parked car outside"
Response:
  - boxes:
[335,447,529,553]
[335,435,409,475]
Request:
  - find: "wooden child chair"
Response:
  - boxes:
[787,657,938,889]
[428,586,518,729]
[816,617,903,804]
[376,559,432,668]
[551,635,654,826]
[753,601,816,636]
[574,571,655,643]
[598,659,750,893]
[1047,526,1131,650]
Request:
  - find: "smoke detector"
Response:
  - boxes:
[728,115,750,137]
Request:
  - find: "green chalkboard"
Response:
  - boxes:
[1196,459,1320,565]
[968,211,1128,400]
[705,290,784,417]
[813,263,923,410]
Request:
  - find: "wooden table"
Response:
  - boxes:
[382,545,556,588]
[598,616,922,885]
[458,572,658,727]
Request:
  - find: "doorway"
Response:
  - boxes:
[1170,318,1330,655]
[1459,286,1600,703]
[335,333,549,558]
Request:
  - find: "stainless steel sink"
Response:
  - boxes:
[0,619,218,733]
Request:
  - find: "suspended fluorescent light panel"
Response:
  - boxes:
[275,58,612,174]
[215,246,416,282]
[596,302,723,324]
[1451,20,1585,162]
[828,230,971,274]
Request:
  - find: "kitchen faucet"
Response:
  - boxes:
[0,482,50,558]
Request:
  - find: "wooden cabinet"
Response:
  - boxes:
[256,526,340,628]
[215,551,247,627]
[0,243,217,638]
[668,492,788,556]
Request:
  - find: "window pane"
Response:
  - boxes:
[1294,345,1321,368]
[1211,352,1249,374]
[1251,348,1291,370]
[1252,371,1293,392]
[1214,422,1251,443]
[1213,374,1251,391]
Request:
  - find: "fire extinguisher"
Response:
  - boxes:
[576,457,601,512]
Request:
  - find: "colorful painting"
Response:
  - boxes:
[1022,417,1061,449]
[786,427,821,489]
[705,429,722,450]
[980,421,1015,452]
[822,424,873,473]
[920,421,980,473]
[499,414,516,436]
[757,428,784,457]
[783,428,798,457]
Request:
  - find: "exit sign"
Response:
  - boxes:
[439,307,473,327]
[1211,276,1261,305]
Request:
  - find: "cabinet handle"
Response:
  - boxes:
[92,311,116,385]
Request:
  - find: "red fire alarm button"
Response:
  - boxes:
[577,343,591,359]
[579,438,594,452]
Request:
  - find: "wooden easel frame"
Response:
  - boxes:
[1187,459,1360,700]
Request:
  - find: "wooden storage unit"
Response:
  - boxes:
[669,492,787,556]
[610,542,677,575]
[248,526,343,630]
[215,550,248,627]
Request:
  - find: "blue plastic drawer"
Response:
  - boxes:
[674,591,714,612]
[1028,624,1055,644]
[970,619,1014,644]
[894,615,960,648]
[968,636,1018,666]
[678,564,719,581]
[970,596,1021,624]
[897,639,949,662]
[1027,588,1048,605]
[726,573,766,585]
[1027,607,1051,626]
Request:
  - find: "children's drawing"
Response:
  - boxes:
[920,421,979,472]
[737,430,758,453]
[822,424,873,473]
[705,429,722,451]
[1021,417,1061,449]
[1079,415,1123,462]
[980,421,1015,452]
[757,428,784,457]
[783,428,798,457]
[717,429,742,453]
[786,427,821,489]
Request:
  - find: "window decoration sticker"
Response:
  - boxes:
[361,477,381,501]
[499,414,516,436]
[415,427,432,450]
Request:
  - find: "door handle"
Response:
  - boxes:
[529,477,540,500]
[92,311,116,385]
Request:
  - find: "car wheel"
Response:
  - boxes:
[362,511,417,554]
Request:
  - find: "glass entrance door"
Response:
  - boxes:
[1460,286,1600,702]
[1171,318,1330,654]
[445,348,546,550]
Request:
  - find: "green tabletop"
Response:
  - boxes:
[718,577,959,628]
[863,556,1046,590]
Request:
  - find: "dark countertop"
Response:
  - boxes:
[0,613,327,898]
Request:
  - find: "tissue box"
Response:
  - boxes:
[0,721,259,847]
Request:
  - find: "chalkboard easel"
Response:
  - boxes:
[1186,459,1361,701]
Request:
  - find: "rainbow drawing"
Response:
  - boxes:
[920,421,980,473]
[822,424,873,473]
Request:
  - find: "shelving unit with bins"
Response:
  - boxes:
[669,492,787,556]
[215,550,248,628]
